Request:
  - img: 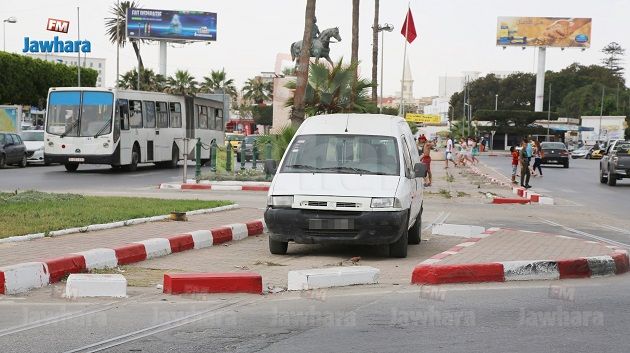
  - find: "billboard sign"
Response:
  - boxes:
[405,113,441,124]
[496,17,591,48]
[126,8,217,42]
[0,105,21,133]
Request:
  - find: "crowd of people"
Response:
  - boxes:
[510,138,544,189]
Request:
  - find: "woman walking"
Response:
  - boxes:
[471,138,480,165]
[532,140,543,177]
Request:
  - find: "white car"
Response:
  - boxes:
[264,114,426,258]
[21,130,47,164]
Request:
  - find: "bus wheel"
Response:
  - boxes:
[169,145,179,169]
[125,147,140,172]
[64,163,79,172]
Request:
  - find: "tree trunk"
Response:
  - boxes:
[350,0,360,109]
[132,40,144,89]
[371,0,379,103]
[290,0,316,126]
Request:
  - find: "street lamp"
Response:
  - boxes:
[3,16,17,52]
[495,94,498,111]
[546,83,552,141]
[376,23,394,114]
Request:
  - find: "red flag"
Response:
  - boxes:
[400,8,417,43]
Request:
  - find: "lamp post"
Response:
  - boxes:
[376,23,394,113]
[598,86,605,143]
[546,83,552,141]
[3,16,17,52]
[495,94,498,111]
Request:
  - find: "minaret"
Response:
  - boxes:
[401,57,414,101]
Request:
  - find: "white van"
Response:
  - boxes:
[264,114,426,258]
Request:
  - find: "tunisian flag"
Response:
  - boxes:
[400,8,417,43]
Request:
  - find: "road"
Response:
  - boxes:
[480,156,630,218]
[0,277,628,353]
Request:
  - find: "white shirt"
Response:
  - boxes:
[446,139,453,152]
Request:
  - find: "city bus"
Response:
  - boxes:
[44,87,225,172]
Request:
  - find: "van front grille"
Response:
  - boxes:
[307,201,328,207]
[336,202,359,208]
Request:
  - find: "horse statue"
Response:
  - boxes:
[290,27,341,68]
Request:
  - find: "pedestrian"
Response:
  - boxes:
[471,138,480,165]
[417,134,427,156]
[510,146,519,184]
[520,138,532,188]
[421,138,433,187]
[532,140,544,177]
[445,133,456,168]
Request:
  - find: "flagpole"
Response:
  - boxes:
[399,6,409,118]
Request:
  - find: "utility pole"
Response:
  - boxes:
[598,86,605,142]
[77,7,81,87]
[495,94,498,111]
[546,83,552,141]
[376,24,393,113]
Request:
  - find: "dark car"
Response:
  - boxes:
[540,142,569,168]
[0,132,28,168]
[243,135,262,162]
[599,140,630,186]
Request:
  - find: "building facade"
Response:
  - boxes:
[24,53,107,87]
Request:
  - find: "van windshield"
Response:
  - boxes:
[280,134,400,176]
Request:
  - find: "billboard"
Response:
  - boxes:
[405,113,441,124]
[496,17,591,48]
[126,8,217,41]
[0,106,21,133]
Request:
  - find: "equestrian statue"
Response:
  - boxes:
[290,17,341,68]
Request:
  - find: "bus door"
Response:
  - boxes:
[155,101,171,161]
[116,99,131,165]
[143,101,157,161]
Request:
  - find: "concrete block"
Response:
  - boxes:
[65,274,127,298]
[539,197,554,205]
[73,248,118,270]
[190,230,213,249]
[287,266,380,290]
[0,262,50,295]
[228,223,249,241]
[163,272,262,294]
[133,238,171,259]
[431,223,486,237]
[503,261,560,281]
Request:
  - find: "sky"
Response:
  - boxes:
[2,0,629,98]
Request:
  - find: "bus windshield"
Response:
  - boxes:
[46,91,114,137]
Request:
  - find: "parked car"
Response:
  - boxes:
[540,142,570,168]
[21,130,47,165]
[243,135,261,162]
[571,146,591,159]
[225,133,244,152]
[599,140,630,186]
[264,114,426,258]
[0,132,28,168]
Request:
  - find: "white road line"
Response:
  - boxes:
[539,218,630,249]
[597,224,630,236]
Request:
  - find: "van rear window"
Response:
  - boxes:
[280,134,400,176]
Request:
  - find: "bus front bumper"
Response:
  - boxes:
[45,147,120,165]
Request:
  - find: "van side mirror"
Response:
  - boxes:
[414,162,427,178]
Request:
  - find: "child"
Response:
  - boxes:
[510,146,519,184]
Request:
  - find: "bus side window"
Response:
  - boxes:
[129,100,143,128]
[156,102,169,128]
[208,106,216,130]
[170,102,182,128]
[143,101,156,128]
[197,105,208,129]
[215,109,223,131]
[118,99,129,130]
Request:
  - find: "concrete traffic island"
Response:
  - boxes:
[412,228,629,285]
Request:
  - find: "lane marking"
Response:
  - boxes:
[597,224,630,236]
[539,218,630,249]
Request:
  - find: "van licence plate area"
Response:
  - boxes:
[309,219,354,230]
[68,157,84,162]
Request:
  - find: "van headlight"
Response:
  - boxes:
[371,197,401,208]
[268,195,294,208]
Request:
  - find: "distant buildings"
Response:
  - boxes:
[24,53,106,87]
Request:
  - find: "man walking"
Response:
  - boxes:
[422,138,434,187]
[520,138,532,188]
[445,133,456,168]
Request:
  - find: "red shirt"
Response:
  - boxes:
[511,151,519,165]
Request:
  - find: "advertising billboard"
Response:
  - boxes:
[496,17,591,48]
[405,114,441,124]
[0,105,21,133]
[126,8,217,42]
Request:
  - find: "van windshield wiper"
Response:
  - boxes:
[320,166,374,174]
[94,120,112,138]
[284,164,319,170]
[60,119,80,138]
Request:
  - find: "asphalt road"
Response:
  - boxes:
[480,156,630,219]
[0,277,628,353]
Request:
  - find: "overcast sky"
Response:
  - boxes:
[2,0,629,98]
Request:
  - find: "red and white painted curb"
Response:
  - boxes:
[468,165,555,205]
[163,272,263,294]
[160,181,270,191]
[0,219,267,295]
[412,228,629,285]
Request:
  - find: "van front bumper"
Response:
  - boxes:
[264,208,408,245]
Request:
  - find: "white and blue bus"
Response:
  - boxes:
[44,87,225,171]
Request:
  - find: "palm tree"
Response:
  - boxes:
[285,59,376,116]
[371,0,379,103]
[351,0,360,105]
[105,1,144,84]
[200,69,238,103]
[242,77,273,105]
[117,68,166,91]
[164,70,198,95]
[291,0,317,126]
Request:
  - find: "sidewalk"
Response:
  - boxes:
[0,207,264,267]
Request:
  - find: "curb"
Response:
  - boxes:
[160,180,271,192]
[163,272,263,294]
[411,228,629,285]
[0,219,267,295]
[287,266,380,290]
[0,204,240,244]
[467,164,555,205]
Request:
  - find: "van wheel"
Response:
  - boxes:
[408,207,422,245]
[599,168,608,184]
[607,170,617,186]
[64,163,79,172]
[0,154,5,169]
[269,237,288,255]
[389,230,408,258]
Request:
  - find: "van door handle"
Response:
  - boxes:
[156,130,160,135]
